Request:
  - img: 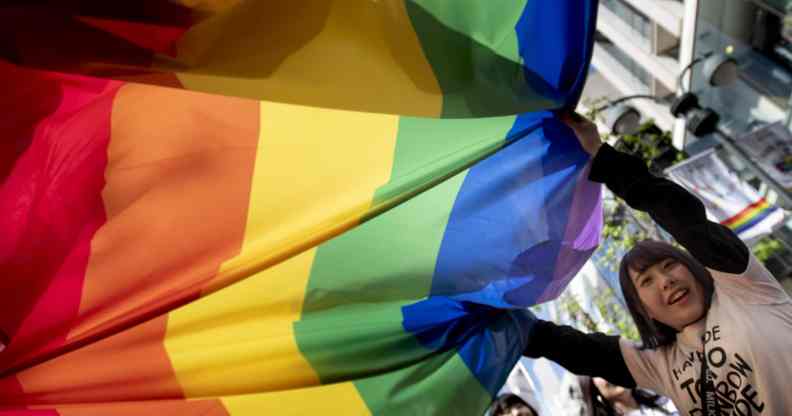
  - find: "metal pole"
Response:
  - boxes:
[600,94,659,110]
[714,127,792,209]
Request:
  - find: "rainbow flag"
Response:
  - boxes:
[722,199,782,237]
[0,2,601,415]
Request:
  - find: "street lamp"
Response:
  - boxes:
[668,50,739,137]
[669,93,719,137]
[701,53,739,87]
[604,103,641,135]
[677,51,739,91]
[596,94,659,136]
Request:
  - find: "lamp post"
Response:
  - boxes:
[676,52,738,91]
[596,94,655,136]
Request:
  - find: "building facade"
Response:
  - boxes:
[585,0,792,280]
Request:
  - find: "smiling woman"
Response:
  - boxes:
[523,112,792,415]
[619,241,713,347]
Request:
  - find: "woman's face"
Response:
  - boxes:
[629,257,706,331]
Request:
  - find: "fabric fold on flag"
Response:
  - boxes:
[0,1,594,118]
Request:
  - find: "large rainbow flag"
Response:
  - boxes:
[0,2,602,415]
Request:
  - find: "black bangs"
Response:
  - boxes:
[621,241,682,276]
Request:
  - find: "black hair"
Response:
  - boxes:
[589,380,617,416]
[590,378,671,415]
[631,388,671,413]
[618,240,714,348]
[489,393,538,416]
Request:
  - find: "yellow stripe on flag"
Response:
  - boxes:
[221,382,371,416]
[727,201,769,229]
[164,249,320,397]
[204,100,399,293]
[172,1,442,116]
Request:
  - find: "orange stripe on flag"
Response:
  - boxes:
[54,399,229,416]
[68,84,259,344]
[16,317,184,404]
[722,199,768,227]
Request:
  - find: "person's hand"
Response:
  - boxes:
[559,111,603,157]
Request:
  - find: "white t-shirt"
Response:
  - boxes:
[621,255,792,415]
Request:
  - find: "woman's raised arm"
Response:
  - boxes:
[561,112,749,274]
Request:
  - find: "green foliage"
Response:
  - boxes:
[558,292,598,332]
[753,237,785,262]
[582,97,610,123]
[616,123,668,155]
[599,193,666,272]
[615,122,686,176]
[557,288,640,342]
[592,287,640,342]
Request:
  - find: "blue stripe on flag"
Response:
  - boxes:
[402,0,599,399]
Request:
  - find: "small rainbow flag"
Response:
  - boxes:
[722,199,782,237]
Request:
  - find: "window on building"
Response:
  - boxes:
[601,0,652,50]
[595,33,653,91]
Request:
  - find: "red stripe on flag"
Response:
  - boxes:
[0,62,121,373]
[722,198,767,227]
[0,409,59,415]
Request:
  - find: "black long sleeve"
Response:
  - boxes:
[589,144,750,274]
[523,320,636,388]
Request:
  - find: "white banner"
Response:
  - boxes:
[666,149,785,241]
[735,122,792,189]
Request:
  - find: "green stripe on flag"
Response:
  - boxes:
[294,301,429,383]
[355,350,493,415]
[294,164,467,381]
[405,0,554,117]
[300,169,466,316]
[370,115,517,213]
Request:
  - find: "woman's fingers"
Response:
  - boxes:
[557,110,602,156]
[568,111,585,122]
[558,110,573,125]
[558,110,586,127]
